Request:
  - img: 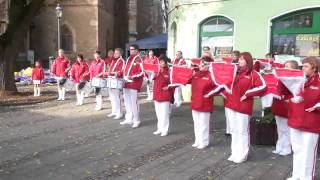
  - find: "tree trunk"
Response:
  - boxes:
[0,0,45,96]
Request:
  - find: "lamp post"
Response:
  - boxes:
[56,3,63,51]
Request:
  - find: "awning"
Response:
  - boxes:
[126,33,167,50]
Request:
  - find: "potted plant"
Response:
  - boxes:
[250,107,278,145]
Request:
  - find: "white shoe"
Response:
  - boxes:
[279,151,292,156]
[287,177,299,180]
[160,132,168,137]
[192,143,199,147]
[197,144,207,149]
[272,150,280,154]
[113,114,123,120]
[95,106,102,111]
[232,158,246,164]
[153,131,161,135]
[107,113,116,117]
[227,155,235,162]
[120,120,131,125]
[132,122,140,128]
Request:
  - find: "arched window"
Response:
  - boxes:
[271,8,320,57]
[61,25,73,52]
[199,16,234,56]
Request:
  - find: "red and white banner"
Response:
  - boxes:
[221,57,233,64]
[143,63,159,74]
[262,74,280,97]
[169,65,193,86]
[274,69,305,97]
[191,58,201,66]
[209,63,237,93]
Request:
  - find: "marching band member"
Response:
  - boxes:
[51,49,70,101]
[153,55,173,136]
[172,51,186,107]
[32,61,44,97]
[107,48,125,120]
[190,56,218,149]
[271,60,298,156]
[287,57,320,180]
[231,50,240,64]
[120,44,144,128]
[71,54,89,106]
[225,52,266,163]
[90,51,106,111]
[144,49,159,101]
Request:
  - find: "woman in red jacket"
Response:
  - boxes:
[32,61,45,96]
[144,49,159,101]
[225,52,266,163]
[287,57,320,180]
[189,56,218,149]
[71,54,89,106]
[271,60,298,156]
[153,55,173,136]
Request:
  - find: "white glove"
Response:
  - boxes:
[291,96,303,103]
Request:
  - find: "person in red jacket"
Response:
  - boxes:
[71,54,89,106]
[120,44,144,128]
[225,52,266,163]
[152,55,173,136]
[32,61,45,97]
[287,57,320,180]
[271,60,298,156]
[51,49,70,101]
[107,48,125,120]
[189,56,219,149]
[171,51,187,107]
[144,49,159,101]
[90,50,106,111]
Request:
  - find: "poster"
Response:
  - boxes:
[295,34,320,57]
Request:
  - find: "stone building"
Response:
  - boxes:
[1,0,166,69]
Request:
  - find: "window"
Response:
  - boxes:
[271,8,320,57]
[61,25,73,52]
[199,16,234,57]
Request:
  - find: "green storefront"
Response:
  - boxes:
[167,0,320,60]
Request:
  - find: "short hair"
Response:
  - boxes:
[177,51,182,55]
[114,48,123,55]
[108,49,114,54]
[203,46,210,51]
[158,54,170,63]
[130,44,139,50]
[303,56,320,73]
[95,50,101,55]
[58,49,64,53]
[265,52,274,58]
[284,60,299,69]
[77,54,84,60]
[232,50,240,57]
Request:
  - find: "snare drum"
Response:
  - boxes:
[91,77,108,88]
[107,77,123,89]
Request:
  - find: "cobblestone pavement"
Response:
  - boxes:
[0,93,319,180]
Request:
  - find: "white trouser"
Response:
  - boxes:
[225,107,231,134]
[95,94,103,110]
[228,109,250,162]
[109,88,122,116]
[56,77,66,100]
[290,128,319,180]
[75,84,84,105]
[123,88,140,124]
[275,116,291,154]
[192,110,210,147]
[33,85,41,96]
[174,87,183,107]
[146,81,154,100]
[154,101,170,134]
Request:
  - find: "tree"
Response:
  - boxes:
[0,0,45,96]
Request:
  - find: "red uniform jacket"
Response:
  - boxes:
[172,58,186,66]
[32,66,44,81]
[123,55,144,91]
[105,57,114,69]
[71,61,89,83]
[288,74,320,133]
[51,56,70,77]
[144,56,159,64]
[153,67,173,102]
[225,69,266,115]
[271,82,292,117]
[108,57,125,78]
[191,71,217,112]
[90,58,106,80]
